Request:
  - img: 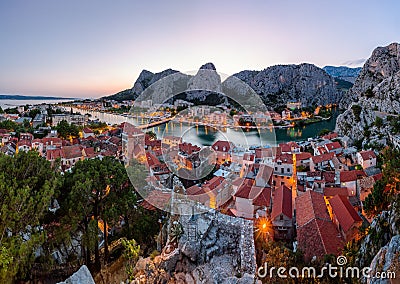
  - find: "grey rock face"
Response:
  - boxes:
[57,265,95,284]
[336,43,400,141]
[358,200,400,270]
[226,63,342,108]
[131,69,179,95]
[367,235,400,284]
[161,207,256,283]
[340,43,400,108]
[107,63,343,109]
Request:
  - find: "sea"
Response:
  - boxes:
[0,99,75,110]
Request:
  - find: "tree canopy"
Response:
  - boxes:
[0,151,60,282]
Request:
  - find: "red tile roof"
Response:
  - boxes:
[297,219,344,262]
[123,122,143,135]
[279,143,291,153]
[140,190,171,211]
[146,152,161,167]
[323,187,349,197]
[322,171,336,183]
[372,173,383,181]
[42,137,62,146]
[255,148,274,159]
[296,190,344,262]
[252,187,272,207]
[83,147,97,158]
[325,141,342,151]
[235,183,264,200]
[312,152,334,164]
[212,140,232,152]
[322,132,338,140]
[179,142,200,155]
[256,165,273,182]
[186,185,204,196]
[204,176,225,190]
[46,149,62,160]
[340,171,358,182]
[232,177,245,187]
[329,195,362,233]
[271,185,292,220]
[82,127,93,134]
[243,153,255,161]
[108,136,122,145]
[276,153,293,164]
[62,145,83,159]
[296,152,312,161]
[295,190,330,227]
[359,150,376,160]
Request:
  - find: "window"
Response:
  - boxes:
[280,215,283,221]
[287,168,290,173]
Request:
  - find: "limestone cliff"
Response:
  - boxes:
[224,63,342,109]
[336,43,400,142]
[106,63,343,110]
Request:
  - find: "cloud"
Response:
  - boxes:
[340,58,366,67]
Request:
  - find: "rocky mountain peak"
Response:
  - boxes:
[199,62,216,71]
[225,63,342,109]
[336,42,400,142]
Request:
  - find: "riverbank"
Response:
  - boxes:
[69,106,341,145]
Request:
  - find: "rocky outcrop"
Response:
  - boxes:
[224,63,342,109]
[131,207,257,283]
[340,43,400,108]
[368,235,400,284]
[323,66,362,83]
[336,43,400,141]
[105,68,189,101]
[358,198,400,269]
[57,265,95,284]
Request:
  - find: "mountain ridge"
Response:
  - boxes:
[105,63,343,110]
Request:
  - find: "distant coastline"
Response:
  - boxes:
[0,94,77,100]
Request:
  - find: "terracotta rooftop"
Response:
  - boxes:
[325,141,342,151]
[271,185,292,220]
[276,153,293,164]
[62,145,83,160]
[140,190,171,211]
[212,140,232,152]
[235,182,264,200]
[340,171,358,182]
[296,152,312,160]
[255,147,274,159]
[312,152,335,164]
[296,190,344,262]
[322,171,336,183]
[329,195,362,233]
[359,150,376,160]
[252,187,272,207]
[297,218,344,262]
[82,127,93,133]
[323,187,349,197]
[295,190,330,227]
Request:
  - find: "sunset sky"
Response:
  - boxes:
[0,0,399,98]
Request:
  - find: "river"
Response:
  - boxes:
[71,107,340,146]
